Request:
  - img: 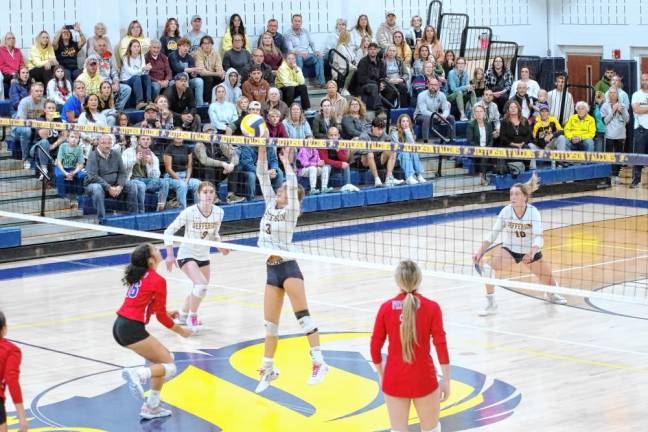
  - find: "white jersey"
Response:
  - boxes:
[257,161,299,254]
[164,204,224,261]
[485,204,543,254]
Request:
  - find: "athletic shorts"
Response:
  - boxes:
[0,398,6,425]
[177,258,210,269]
[266,260,303,289]
[503,246,543,264]
[113,315,150,347]
[352,152,386,170]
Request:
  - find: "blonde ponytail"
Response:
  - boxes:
[513,172,540,201]
[395,260,422,364]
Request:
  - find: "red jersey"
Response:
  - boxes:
[370,292,449,398]
[116,269,174,329]
[0,338,23,404]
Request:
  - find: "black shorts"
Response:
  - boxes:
[113,315,150,347]
[266,260,303,288]
[177,258,210,269]
[0,398,5,425]
[503,247,543,264]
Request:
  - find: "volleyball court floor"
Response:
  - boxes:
[1,186,647,431]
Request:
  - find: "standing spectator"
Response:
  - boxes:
[78,94,111,158]
[510,67,540,99]
[531,103,569,168]
[242,65,270,102]
[27,31,58,84]
[383,45,409,107]
[606,74,630,110]
[471,67,486,99]
[414,78,456,143]
[601,86,629,183]
[159,18,180,57]
[169,38,205,105]
[46,65,72,108]
[376,12,401,50]
[392,31,412,68]
[276,52,310,110]
[564,101,595,152]
[259,32,284,75]
[122,135,169,211]
[0,32,24,95]
[391,114,426,184]
[466,104,494,184]
[629,73,648,188]
[118,20,151,58]
[441,49,455,76]
[243,49,275,85]
[510,81,538,120]
[357,117,403,187]
[286,14,325,88]
[194,35,224,102]
[62,80,85,122]
[193,129,244,204]
[208,84,238,133]
[404,16,423,49]
[13,82,45,169]
[146,40,172,99]
[221,14,251,56]
[164,73,200,130]
[54,130,86,199]
[350,42,387,112]
[163,130,200,208]
[222,34,252,77]
[322,80,348,123]
[547,74,574,125]
[350,14,373,52]
[262,87,289,120]
[474,89,501,137]
[9,66,32,111]
[594,66,615,94]
[53,24,86,81]
[447,57,476,121]
[331,30,357,92]
[186,15,206,55]
[120,39,153,109]
[297,145,332,194]
[220,68,242,104]
[485,56,513,113]
[283,103,313,139]
[341,96,369,139]
[312,99,338,139]
[319,126,358,192]
[86,22,113,58]
[93,39,132,111]
[414,25,444,63]
[257,19,288,55]
[84,134,140,219]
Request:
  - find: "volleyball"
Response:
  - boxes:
[241,114,268,138]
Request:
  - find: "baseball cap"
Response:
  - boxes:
[537,102,550,112]
[86,54,99,64]
[174,72,189,81]
[249,101,262,110]
[144,104,158,112]
[191,15,202,22]
[386,11,396,17]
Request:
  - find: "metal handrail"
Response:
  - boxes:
[426,0,443,30]
[328,48,351,89]
[33,144,52,217]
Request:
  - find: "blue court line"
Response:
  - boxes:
[1,195,646,281]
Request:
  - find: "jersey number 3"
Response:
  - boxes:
[264,223,272,235]
[514,230,527,238]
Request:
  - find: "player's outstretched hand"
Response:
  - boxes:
[472,253,481,265]
[165,256,176,272]
[168,310,180,320]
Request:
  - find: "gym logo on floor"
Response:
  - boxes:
[14,333,521,431]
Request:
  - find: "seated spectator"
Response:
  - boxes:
[601,87,629,181]
[283,103,313,139]
[341,96,369,139]
[485,56,513,113]
[84,134,141,220]
[414,78,456,143]
[53,24,85,81]
[441,50,455,76]
[193,35,224,102]
[356,117,403,187]
[412,45,432,76]
[510,67,540,99]
[237,141,283,201]
[145,39,172,99]
[594,66,615,94]
[62,80,85,122]
[220,68,242,104]
[0,32,24,95]
[471,67,486,99]
[411,60,444,103]
[530,103,569,165]
[186,15,206,55]
[76,55,102,97]
[120,39,153,109]
[54,130,86,200]
[257,19,288,55]
[593,91,606,152]
[163,129,200,208]
[349,42,389,112]
[320,126,358,192]
[32,99,66,177]
[606,74,630,109]
[322,80,348,123]
[447,57,476,121]
[500,100,534,169]
[86,23,113,58]
[208,84,238,134]
[78,94,110,158]
[323,18,348,59]
[564,101,595,152]
[414,25,443,63]
[330,30,356,92]
[466,104,494,184]
[46,65,72,108]
[404,16,423,49]
[259,32,283,75]
[221,14,252,56]
[376,12,400,50]
[510,81,538,120]
[266,108,288,139]
[9,66,33,111]
[235,97,250,118]
[242,48,275,85]
[222,34,251,77]
[350,14,373,52]
[93,39,131,111]
[262,87,289,120]
[383,45,409,107]
[113,112,134,154]
[276,53,310,110]
[242,65,270,102]
[123,135,169,211]
[286,14,325,87]
[547,74,574,125]
[225,97,252,136]
[391,113,425,184]
[13,82,45,169]
[169,38,205,105]
[355,35,371,64]
[474,89,501,137]
[159,18,180,57]
[164,72,200,131]
[95,85,117,123]
[118,20,151,58]
[297,145,332,194]
[155,94,175,131]
[27,31,58,84]
[312,99,338,139]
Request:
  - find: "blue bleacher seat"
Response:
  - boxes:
[163,209,182,227]
[103,215,136,230]
[387,186,410,203]
[0,227,20,248]
[240,200,265,219]
[301,195,318,212]
[222,203,242,221]
[317,192,342,210]
[135,213,163,231]
[364,187,389,205]
[409,182,433,199]
[340,191,365,208]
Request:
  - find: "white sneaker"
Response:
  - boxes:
[122,368,145,399]
[374,177,383,187]
[307,362,329,385]
[23,160,31,170]
[478,301,498,317]
[405,175,418,185]
[255,367,280,393]
[416,174,426,183]
[174,314,188,326]
[140,404,172,419]
[612,176,620,185]
[187,315,201,334]
[385,176,405,187]
[545,292,567,305]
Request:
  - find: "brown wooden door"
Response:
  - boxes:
[641,57,648,74]
[566,54,601,105]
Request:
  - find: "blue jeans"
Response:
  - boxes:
[13,126,32,162]
[190,77,204,105]
[165,171,200,208]
[632,127,648,183]
[114,84,132,111]
[296,54,325,85]
[235,168,285,201]
[85,180,139,220]
[123,75,152,104]
[568,138,594,152]
[334,166,351,185]
[131,177,170,211]
[398,152,423,178]
[30,138,51,171]
[415,114,456,141]
[54,166,86,198]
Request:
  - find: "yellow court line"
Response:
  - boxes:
[11,310,116,330]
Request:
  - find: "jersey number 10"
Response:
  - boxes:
[514,231,527,238]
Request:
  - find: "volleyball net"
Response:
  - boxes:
[1,118,647,314]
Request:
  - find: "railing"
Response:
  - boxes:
[438,13,469,56]
[486,40,519,75]
[426,0,443,29]
[33,145,52,217]
[328,48,351,91]
[459,26,492,79]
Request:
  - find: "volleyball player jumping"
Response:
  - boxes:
[114,243,193,420]
[254,145,329,393]
[164,181,230,333]
[473,174,567,316]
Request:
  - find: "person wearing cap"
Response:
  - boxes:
[276,52,310,110]
[186,15,207,55]
[414,78,456,143]
[146,40,173,99]
[138,104,162,129]
[356,117,404,187]
[164,72,200,132]
[531,103,569,166]
[376,12,401,50]
[349,42,387,112]
[257,19,288,56]
[93,38,132,111]
[76,55,104,97]
[194,35,225,104]
[242,65,270,103]
[285,14,325,87]
[169,38,205,105]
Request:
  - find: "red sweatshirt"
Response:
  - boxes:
[318,149,349,170]
[116,269,174,329]
[0,47,24,76]
[145,52,172,83]
[370,292,449,398]
[0,338,23,404]
[267,121,288,138]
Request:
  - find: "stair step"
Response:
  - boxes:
[0,188,59,202]
[434,184,496,197]
[0,196,74,214]
[2,178,46,192]
[432,175,484,190]
[19,216,103,245]
[0,150,13,159]
[0,168,34,180]
[0,158,23,170]
[0,207,84,225]
[424,167,469,177]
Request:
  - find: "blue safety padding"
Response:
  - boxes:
[410,182,433,199]
[103,215,136,230]
[491,164,613,190]
[301,195,318,212]
[163,209,181,227]
[388,186,410,202]
[240,200,266,219]
[221,203,242,221]
[340,190,365,208]
[217,182,228,201]
[317,192,342,210]
[126,110,144,124]
[0,227,20,248]
[0,100,12,116]
[364,187,389,205]
[135,213,163,231]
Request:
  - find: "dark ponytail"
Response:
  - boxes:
[0,311,5,333]
[122,243,153,286]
